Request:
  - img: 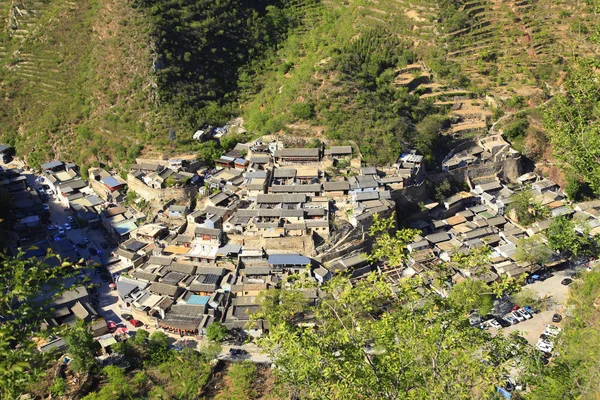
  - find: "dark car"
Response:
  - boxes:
[76,242,86,248]
[561,278,573,286]
[229,348,246,356]
[552,313,562,323]
[497,318,511,328]
[88,247,98,256]
[540,333,552,341]
[101,274,110,282]
[100,242,109,249]
[121,313,134,321]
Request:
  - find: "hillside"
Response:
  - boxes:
[0,0,598,169]
[0,0,172,169]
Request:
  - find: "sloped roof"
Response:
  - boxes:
[268,254,311,266]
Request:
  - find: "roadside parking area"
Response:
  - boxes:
[493,270,572,345]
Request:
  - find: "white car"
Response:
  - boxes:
[504,314,518,325]
[46,189,54,195]
[43,203,49,210]
[67,216,75,223]
[64,223,72,231]
[517,309,532,320]
[544,325,562,337]
[487,319,502,329]
[511,311,525,322]
[536,339,553,353]
[57,226,65,234]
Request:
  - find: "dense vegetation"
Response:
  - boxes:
[544,57,600,196]
[136,0,315,128]
[528,271,600,399]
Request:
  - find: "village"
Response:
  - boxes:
[0,127,594,362]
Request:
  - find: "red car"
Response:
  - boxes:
[129,319,143,328]
[510,305,520,311]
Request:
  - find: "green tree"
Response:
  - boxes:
[255,288,310,326]
[527,271,600,399]
[63,321,100,373]
[508,190,550,226]
[198,341,222,360]
[197,140,224,165]
[155,348,212,399]
[544,58,600,195]
[148,331,172,365]
[448,279,494,315]
[368,213,419,267]
[0,251,82,398]
[435,178,453,202]
[290,102,315,120]
[49,377,67,397]
[216,361,258,400]
[132,329,149,346]
[257,275,529,399]
[546,216,597,258]
[515,236,552,267]
[206,321,228,342]
[82,366,136,400]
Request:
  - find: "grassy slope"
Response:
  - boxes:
[0,0,597,169]
[0,0,173,169]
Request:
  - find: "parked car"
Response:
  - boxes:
[42,184,50,190]
[88,247,98,256]
[76,242,86,248]
[524,305,538,315]
[229,348,246,356]
[561,278,573,286]
[552,313,562,323]
[48,224,57,231]
[37,188,45,195]
[67,216,75,223]
[536,339,554,353]
[497,318,512,328]
[83,237,90,244]
[511,311,525,322]
[129,319,143,328]
[510,305,520,311]
[121,313,133,321]
[46,189,54,195]
[517,309,532,320]
[64,223,72,231]
[504,315,518,325]
[544,325,562,337]
[43,203,49,210]
[100,242,108,249]
[57,226,65,235]
[487,319,502,329]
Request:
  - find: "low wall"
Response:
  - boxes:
[127,174,197,203]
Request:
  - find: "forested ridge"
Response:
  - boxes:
[1,0,598,169]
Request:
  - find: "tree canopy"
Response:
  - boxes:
[257,274,530,399]
[546,216,597,258]
[544,58,600,195]
[0,251,82,398]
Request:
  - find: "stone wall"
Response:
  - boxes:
[127,174,196,203]
[226,234,316,256]
[89,177,109,200]
[447,157,523,184]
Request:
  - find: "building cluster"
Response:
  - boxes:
[112,232,330,336]
[9,130,588,344]
[397,174,583,291]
